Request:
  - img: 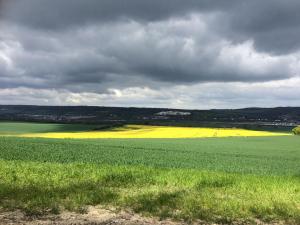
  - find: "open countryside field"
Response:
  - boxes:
[0,122,97,135]
[0,122,299,224]
[1,123,290,139]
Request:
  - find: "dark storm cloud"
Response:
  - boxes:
[2,0,300,55]
[0,19,293,92]
[0,0,300,107]
[1,0,237,29]
[225,0,300,54]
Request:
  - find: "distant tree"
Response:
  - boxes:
[292,126,300,135]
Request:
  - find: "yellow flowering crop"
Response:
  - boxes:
[17,125,290,139]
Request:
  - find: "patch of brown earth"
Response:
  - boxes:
[0,206,188,225]
[0,206,286,225]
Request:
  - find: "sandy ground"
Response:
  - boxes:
[0,206,285,225]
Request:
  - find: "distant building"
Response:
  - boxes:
[155,111,191,116]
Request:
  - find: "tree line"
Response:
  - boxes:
[292,126,300,135]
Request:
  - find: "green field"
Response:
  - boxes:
[0,122,299,224]
[0,136,299,175]
[0,122,94,134]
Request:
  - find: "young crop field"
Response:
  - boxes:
[0,122,95,135]
[0,122,299,224]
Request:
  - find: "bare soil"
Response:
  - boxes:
[0,206,190,225]
[0,206,284,225]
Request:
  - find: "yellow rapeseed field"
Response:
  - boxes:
[18,125,290,139]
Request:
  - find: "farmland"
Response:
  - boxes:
[0,122,96,135]
[1,123,290,139]
[0,122,299,224]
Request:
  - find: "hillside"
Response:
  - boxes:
[0,105,299,131]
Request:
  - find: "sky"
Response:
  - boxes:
[0,0,300,109]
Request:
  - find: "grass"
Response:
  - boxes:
[0,122,299,223]
[0,161,299,224]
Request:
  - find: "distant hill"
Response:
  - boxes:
[0,105,299,131]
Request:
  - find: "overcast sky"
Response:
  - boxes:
[0,0,300,109]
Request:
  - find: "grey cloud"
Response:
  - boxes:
[224,0,300,54]
[0,18,295,93]
[1,79,300,108]
[1,0,237,29]
[1,0,300,107]
[2,0,300,55]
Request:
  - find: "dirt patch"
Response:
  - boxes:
[0,206,187,225]
[0,206,286,225]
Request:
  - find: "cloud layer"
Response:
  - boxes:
[0,0,300,108]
